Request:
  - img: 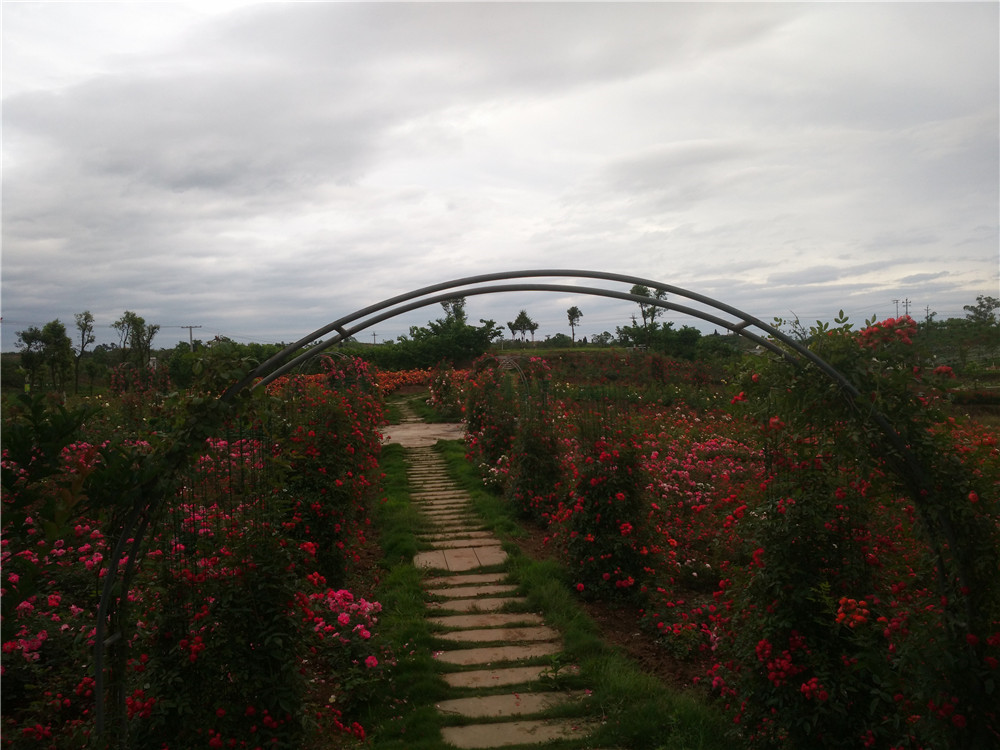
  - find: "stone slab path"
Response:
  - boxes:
[404,444,596,749]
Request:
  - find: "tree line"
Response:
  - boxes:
[11,311,160,394]
[8,294,997,393]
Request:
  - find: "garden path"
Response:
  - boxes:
[385,402,599,748]
[406,444,597,748]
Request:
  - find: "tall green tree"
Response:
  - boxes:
[963,294,999,326]
[14,326,46,390]
[629,284,667,332]
[42,320,74,391]
[73,311,96,395]
[112,311,159,368]
[15,320,73,391]
[509,310,537,344]
[567,305,582,342]
[961,294,1000,364]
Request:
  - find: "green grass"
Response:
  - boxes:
[404,389,463,423]
[365,444,449,748]
[365,440,730,750]
[383,400,403,425]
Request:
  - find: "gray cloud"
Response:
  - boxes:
[2,2,997,351]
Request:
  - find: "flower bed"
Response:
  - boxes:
[2,355,388,748]
[464,338,1000,747]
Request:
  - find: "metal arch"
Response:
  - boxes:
[219,268,934,508]
[225,282,792,396]
[221,269,855,401]
[245,267,948,597]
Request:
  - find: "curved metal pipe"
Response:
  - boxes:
[238,282,792,393]
[224,269,798,396]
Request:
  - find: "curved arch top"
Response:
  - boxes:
[222,269,842,398]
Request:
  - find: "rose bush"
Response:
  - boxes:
[2,355,389,748]
[464,339,999,748]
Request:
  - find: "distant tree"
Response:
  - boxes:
[696,332,740,360]
[962,294,1000,363]
[16,320,73,391]
[82,358,107,395]
[629,284,667,332]
[591,331,615,347]
[15,325,46,390]
[42,320,74,391]
[567,306,583,343]
[112,311,160,368]
[964,295,1000,326]
[73,311,96,394]
[402,298,502,366]
[527,318,539,343]
[510,310,538,344]
[441,298,468,325]
[546,332,573,348]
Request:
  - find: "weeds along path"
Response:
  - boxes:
[405,444,597,748]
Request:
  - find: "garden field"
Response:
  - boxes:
[2,315,998,749]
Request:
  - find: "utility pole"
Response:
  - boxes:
[372,331,377,345]
[892,299,900,317]
[180,325,202,351]
[902,298,911,316]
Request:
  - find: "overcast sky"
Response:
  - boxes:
[2,1,998,352]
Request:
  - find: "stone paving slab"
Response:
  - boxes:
[442,665,551,689]
[422,512,480,523]
[422,523,483,534]
[426,584,518,598]
[435,691,578,719]
[422,508,485,534]
[427,525,489,536]
[421,505,474,514]
[382,422,465,446]
[418,500,471,509]
[426,596,525,613]
[428,612,545,629]
[440,718,589,748]
[435,642,560,666]
[424,531,495,542]
[414,546,508,572]
[427,538,503,550]
[424,572,509,587]
[466,546,507,567]
[437,626,559,644]
[413,549,449,570]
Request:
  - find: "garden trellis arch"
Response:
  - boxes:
[222,266,951,583]
[222,268,917,479]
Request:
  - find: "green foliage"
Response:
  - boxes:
[112,310,159,369]
[1,352,388,747]
[15,319,75,391]
[721,313,1000,748]
[72,311,96,395]
[508,308,539,342]
[567,305,583,342]
[353,299,502,369]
